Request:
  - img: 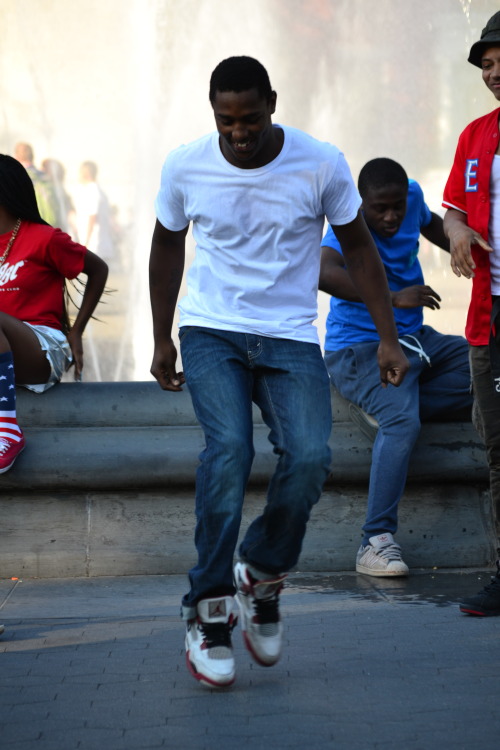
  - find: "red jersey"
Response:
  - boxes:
[0,221,86,331]
[443,107,500,345]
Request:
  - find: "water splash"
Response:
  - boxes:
[1,0,498,380]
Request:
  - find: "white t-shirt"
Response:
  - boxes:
[74,181,114,260]
[155,124,361,344]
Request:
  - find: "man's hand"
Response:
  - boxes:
[150,338,185,391]
[392,285,441,310]
[377,340,410,388]
[149,221,187,392]
[448,224,493,279]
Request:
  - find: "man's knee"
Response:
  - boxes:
[376,410,421,445]
[208,432,255,471]
[284,438,331,477]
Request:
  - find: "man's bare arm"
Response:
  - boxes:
[328,210,409,387]
[149,219,188,391]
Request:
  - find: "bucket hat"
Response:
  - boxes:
[469,11,500,67]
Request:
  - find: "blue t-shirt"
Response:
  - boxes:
[323,179,431,351]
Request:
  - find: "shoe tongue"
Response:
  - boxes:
[197,596,232,623]
[369,533,395,549]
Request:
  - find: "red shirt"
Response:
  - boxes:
[0,221,86,330]
[443,107,500,345]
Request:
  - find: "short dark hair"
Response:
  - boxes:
[0,154,47,224]
[358,158,408,199]
[209,56,273,103]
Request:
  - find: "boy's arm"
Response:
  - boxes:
[319,246,363,301]
[319,221,443,316]
[149,219,188,391]
[421,212,450,252]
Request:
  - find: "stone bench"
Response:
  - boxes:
[0,382,493,578]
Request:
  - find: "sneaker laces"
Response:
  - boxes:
[252,590,282,636]
[373,541,404,563]
[198,618,236,651]
[253,595,280,624]
[0,437,12,454]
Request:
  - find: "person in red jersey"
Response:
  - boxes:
[443,11,500,616]
[0,154,108,473]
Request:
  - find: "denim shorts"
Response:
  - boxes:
[19,323,72,393]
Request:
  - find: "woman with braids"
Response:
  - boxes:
[0,154,108,473]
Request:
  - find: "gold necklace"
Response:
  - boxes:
[0,218,21,266]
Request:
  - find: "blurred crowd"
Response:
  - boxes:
[13,142,121,264]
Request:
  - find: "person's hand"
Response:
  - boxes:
[150,338,185,391]
[377,340,410,388]
[392,285,442,310]
[66,328,84,381]
[449,225,493,279]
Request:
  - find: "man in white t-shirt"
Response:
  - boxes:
[149,56,409,689]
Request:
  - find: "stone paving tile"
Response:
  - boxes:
[0,725,44,745]
[124,725,204,748]
[1,571,500,749]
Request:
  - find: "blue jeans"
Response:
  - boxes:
[179,327,332,616]
[325,326,472,544]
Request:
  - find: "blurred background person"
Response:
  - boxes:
[41,158,75,235]
[72,160,114,261]
[13,142,59,227]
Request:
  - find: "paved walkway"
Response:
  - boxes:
[1,569,499,749]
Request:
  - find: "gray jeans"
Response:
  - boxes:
[470,344,500,543]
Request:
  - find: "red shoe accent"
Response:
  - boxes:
[459,606,488,617]
[0,433,25,473]
[185,650,236,687]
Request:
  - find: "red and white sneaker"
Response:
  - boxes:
[0,433,25,473]
[185,596,237,688]
[234,562,286,667]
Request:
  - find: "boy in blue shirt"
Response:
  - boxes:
[319,157,472,576]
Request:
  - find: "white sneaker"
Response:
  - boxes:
[356,533,409,577]
[185,596,237,687]
[234,562,286,667]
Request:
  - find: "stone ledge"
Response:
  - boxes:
[4,381,486,490]
[0,485,494,578]
[0,381,492,577]
[15,381,263,428]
